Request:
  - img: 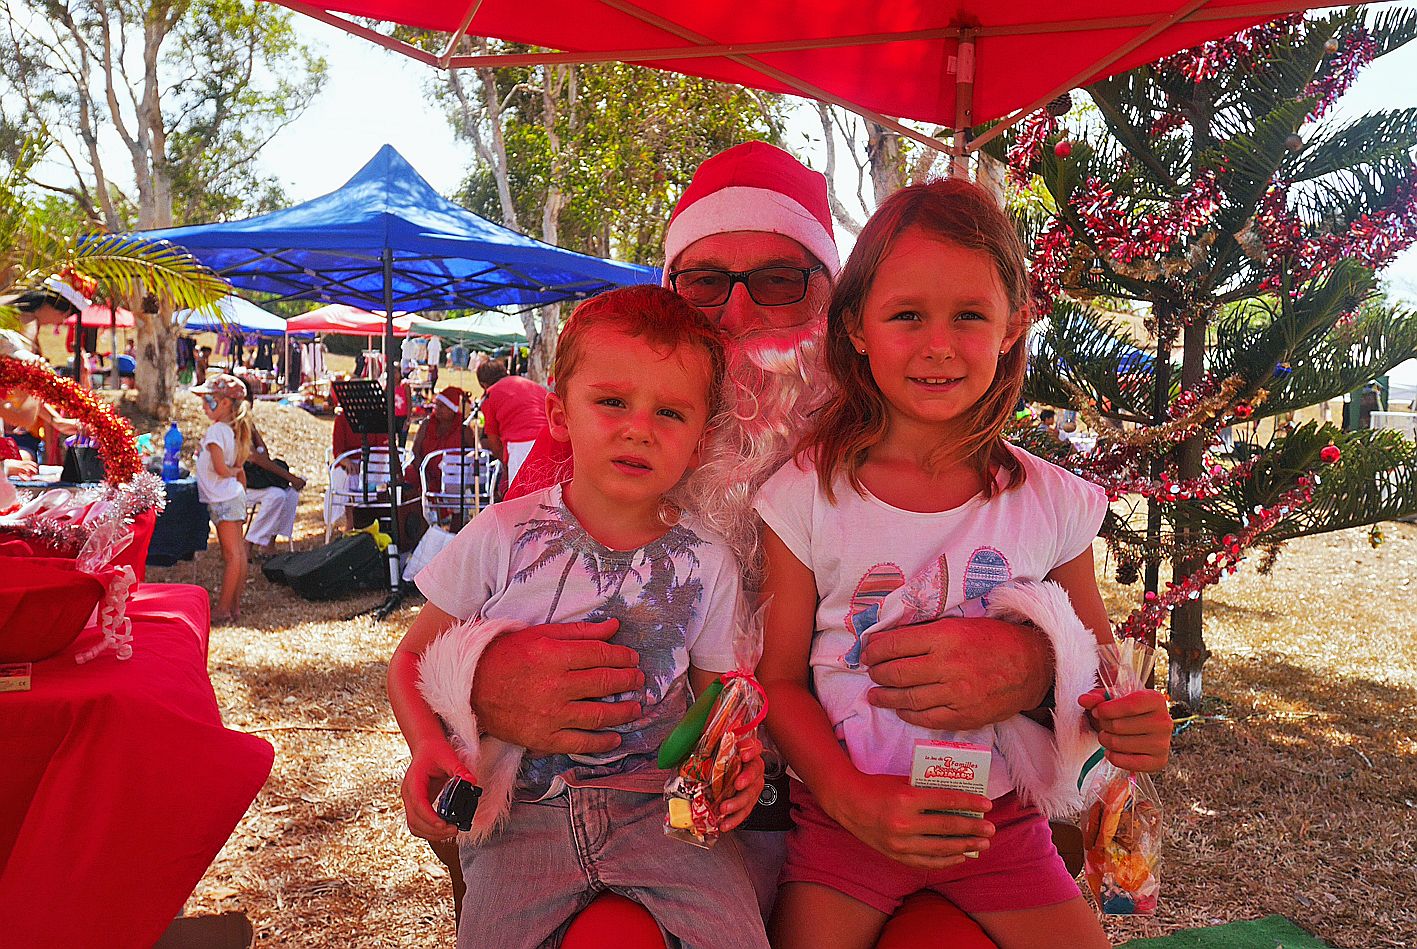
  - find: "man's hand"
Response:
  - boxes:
[861,617,1052,730]
[471,618,644,756]
[717,734,765,833]
[824,772,994,871]
[1079,689,1171,772]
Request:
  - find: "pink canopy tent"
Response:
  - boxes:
[266,0,1361,168]
[64,304,135,328]
[285,304,416,337]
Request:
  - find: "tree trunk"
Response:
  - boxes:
[523,304,559,385]
[1166,316,1211,707]
[976,153,1008,207]
[867,123,905,203]
[134,304,177,419]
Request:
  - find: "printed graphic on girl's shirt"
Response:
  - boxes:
[839,548,1018,671]
[843,563,905,668]
[900,554,950,626]
[964,546,1013,600]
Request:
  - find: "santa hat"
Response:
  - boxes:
[663,142,840,278]
[436,386,466,412]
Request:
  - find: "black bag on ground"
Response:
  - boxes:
[279,533,387,600]
[262,550,298,585]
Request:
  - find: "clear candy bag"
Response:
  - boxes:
[663,672,766,848]
[1080,638,1164,915]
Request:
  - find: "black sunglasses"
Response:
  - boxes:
[668,265,824,308]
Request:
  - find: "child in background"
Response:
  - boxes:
[755,179,1172,949]
[191,372,253,622]
[388,286,768,949]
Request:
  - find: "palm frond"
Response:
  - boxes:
[1364,4,1417,59]
[1025,301,1162,419]
[58,234,228,313]
[1257,303,1417,417]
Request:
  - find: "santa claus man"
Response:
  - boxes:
[414,143,1170,943]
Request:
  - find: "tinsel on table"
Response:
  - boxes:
[0,355,144,484]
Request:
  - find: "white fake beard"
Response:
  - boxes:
[680,324,827,585]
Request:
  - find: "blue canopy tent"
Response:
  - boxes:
[140,144,658,609]
[175,295,294,337]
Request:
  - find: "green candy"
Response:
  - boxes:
[657,678,724,769]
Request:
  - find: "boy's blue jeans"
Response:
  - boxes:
[456,785,769,949]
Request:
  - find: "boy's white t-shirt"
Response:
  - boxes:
[196,422,243,504]
[754,444,1107,798]
[417,483,742,798]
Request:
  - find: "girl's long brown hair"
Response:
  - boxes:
[802,178,1034,502]
[229,399,254,467]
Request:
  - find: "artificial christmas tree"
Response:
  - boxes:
[1009,9,1417,707]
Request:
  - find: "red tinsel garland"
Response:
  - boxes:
[1113,476,1318,642]
[0,355,142,484]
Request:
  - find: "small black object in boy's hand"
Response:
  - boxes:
[435,777,482,832]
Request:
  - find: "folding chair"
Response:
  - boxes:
[323,446,411,542]
[419,448,501,534]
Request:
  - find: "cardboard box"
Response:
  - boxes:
[911,739,992,857]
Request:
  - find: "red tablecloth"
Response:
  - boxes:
[0,583,273,948]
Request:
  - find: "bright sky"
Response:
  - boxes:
[265,10,1417,301]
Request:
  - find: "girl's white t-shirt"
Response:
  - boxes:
[196,422,243,504]
[754,444,1107,798]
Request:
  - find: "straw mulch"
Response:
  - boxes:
[154,395,1416,947]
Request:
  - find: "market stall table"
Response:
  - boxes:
[147,477,209,566]
[0,583,273,948]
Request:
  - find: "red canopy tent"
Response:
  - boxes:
[285,304,416,337]
[63,304,135,328]
[266,0,1365,169]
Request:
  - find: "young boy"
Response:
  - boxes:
[388,285,768,949]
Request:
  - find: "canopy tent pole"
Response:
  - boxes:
[380,248,406,616]
[72,310,83,389]
[109,301,118,381]
[949,29,976,179]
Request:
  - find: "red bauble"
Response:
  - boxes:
[1320,444,1342,464]
[1054,140,1073,158]
[1233,403,1254,419]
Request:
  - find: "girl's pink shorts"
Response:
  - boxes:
[781,780,1081,916]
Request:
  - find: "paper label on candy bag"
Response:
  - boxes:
[911,740,991,857]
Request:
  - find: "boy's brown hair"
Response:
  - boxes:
[803,177,1034,501]
[554,285,727,413]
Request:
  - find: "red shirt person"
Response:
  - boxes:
[474,360,548,482]
[405,386,477,490]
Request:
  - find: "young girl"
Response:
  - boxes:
[192,373,253,622]
[755,179,1168,949]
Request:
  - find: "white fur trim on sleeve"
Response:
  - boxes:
[417,615,526,842]
[986,580,1101,819]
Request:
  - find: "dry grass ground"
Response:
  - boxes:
[151,394,1416,947]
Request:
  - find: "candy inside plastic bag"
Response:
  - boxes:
[1079,638,1164,915]
[664,673,763,848]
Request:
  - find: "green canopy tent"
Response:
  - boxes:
[409,312,528,352]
